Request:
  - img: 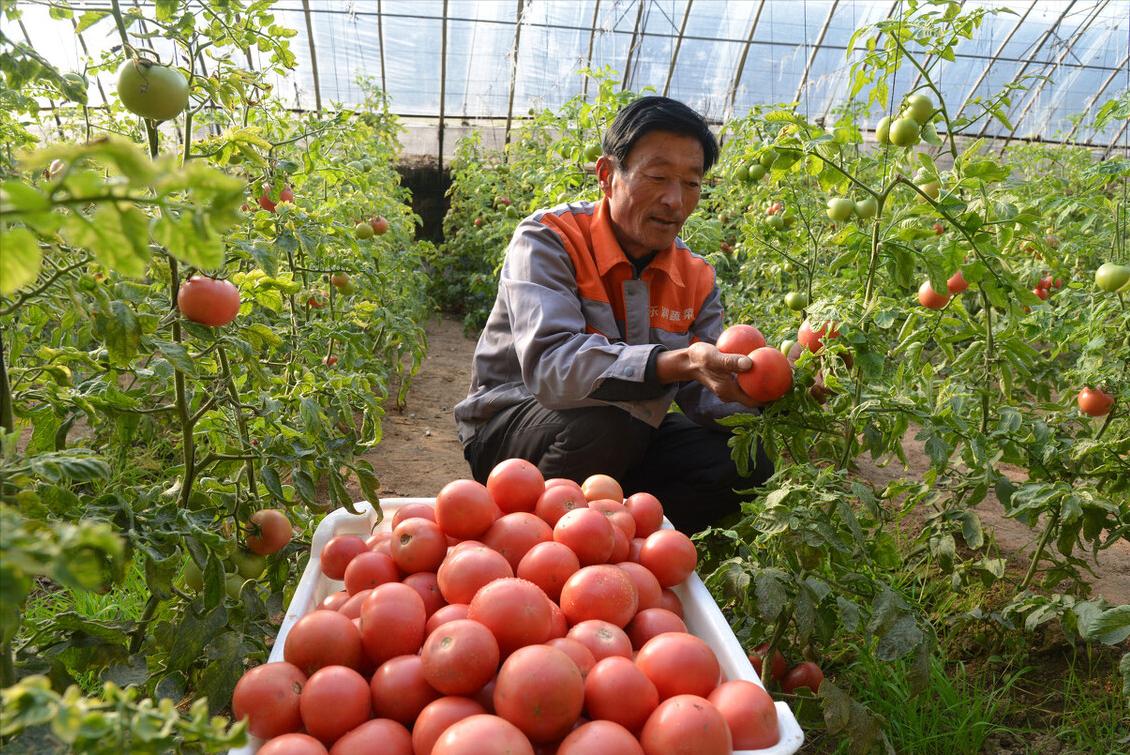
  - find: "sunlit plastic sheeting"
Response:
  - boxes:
[444,1,516,118]
[512,1,599,114]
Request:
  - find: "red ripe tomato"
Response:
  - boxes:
[635,633,720,699]
[624,493,664,538]
[320,590,350,611]
[466,577,552,655]
[581,474,623,502]
[482,512,553,571]
[708,680,779,749]
[299,665,372,744]
[369,215,390,235]
[534,484,587,527]
[546,637,596,677]
[258,184,294,213]
[392,502,436,528]
[426,602,470,635]
[359,582,427,666]
[321,535,368,580]
[715,324,767,356]
[797,319,839,353]
[918,281,950,309]
[657,588,683,618]
[259,733,327,755]
[436,479,499,539]
[639,530,697,587]
[420,619,499,696]
[487,458,545,513]
[177,276,241,327]
[544,477,584,495]
[615,562,661,612]
[782,660,825,694]
[737,346,793,402]
[343,551,398,596]
[246,508,292,555]
[558,720,644,755]
[749,642,787,682]
[370,654,441,726]
[329,718,411,755]
[438,544,514,604]
[1077,387,1114,417]
[516,541,580,603]
[1033,286,1049,300]
[588,499,636,539]
[412,697,488,755]
[584,656,659,733]
[392,517,448,574]
[431,714,535,755]
[232,662,306,740]
[366,530,391,552]
[627,537,645,563]
[284,610,364,675]
[609,525,630,563]
[625,608,687,650]
[1039,275,1054,290]
[553,508,615,566]
[559,565,638,628]
[337,589,370,620]
[639,695,732,755]
[947,270,969,294]
[547,600,568,639]
[322,355,338,367]
[566,620,633,662]
[493,645,585,743]
[403,571,446,618]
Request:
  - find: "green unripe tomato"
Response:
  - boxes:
[782,213,797,229]
[766,214,786,231]
[780,339,797,357]
[231,550,266,580]
[225,574,247,601]
[354,221,374,240]
[346,160,363,172]
[889,117,921,147]
[182,558,204,592]
[917,181,941,202]
[759,148,779,168]
[360,158,374,171]
[855,196,878,219]
[748,163,767,181]
[904,93,934,124]
[734,164,750,181]
[784,292,808,311]
[584,143,602,162]
[1095,262,1130,292]
[116,58,189,121]
[825,197,855,223]
[876,116,891,144]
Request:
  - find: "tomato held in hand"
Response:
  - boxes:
[737,347,793,403]
[177,276,240,327]
[715,324,766,356]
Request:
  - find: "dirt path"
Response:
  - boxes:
[365,315,1129,605]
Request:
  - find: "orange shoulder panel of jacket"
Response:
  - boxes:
[539,208,609,305]
[645,246,717,328]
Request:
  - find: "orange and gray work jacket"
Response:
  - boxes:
[454,197,755,447]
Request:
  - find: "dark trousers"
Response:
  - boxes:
[464,398,774,534]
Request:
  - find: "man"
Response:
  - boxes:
[453,96,773,533]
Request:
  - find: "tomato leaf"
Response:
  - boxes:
[1121,653,1129,697]
[93,300,142,367]
[1081,605,1130,645]
[0,227,43,295]
[167,605,227,672]
[753,567,789,622]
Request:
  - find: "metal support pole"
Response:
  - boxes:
[793,0,839,111]
[504,0,525,151]
[662,0,694,97]
[621,0,647,90]
[724,0,765,121]
[301,0,322,112]
[438,0,449,170]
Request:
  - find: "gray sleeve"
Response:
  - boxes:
[503,218,657,408]
[674,281,760,426]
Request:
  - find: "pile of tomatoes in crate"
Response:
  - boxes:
[232,460,782,754]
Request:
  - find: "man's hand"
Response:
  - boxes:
[656,342,760,407]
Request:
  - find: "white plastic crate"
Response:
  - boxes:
[230,498,804,755]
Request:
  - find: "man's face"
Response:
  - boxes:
[597,130,705,259]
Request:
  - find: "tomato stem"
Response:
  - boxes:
[1020,506,1060,592]
[217,345,259,505]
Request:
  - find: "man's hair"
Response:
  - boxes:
[602,96,719,173]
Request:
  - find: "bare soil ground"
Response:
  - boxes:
[364,315,1129,605]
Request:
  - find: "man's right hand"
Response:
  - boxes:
[656,342,760,407]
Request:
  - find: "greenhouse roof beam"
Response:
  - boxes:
[975,0,1078,138]
[724,0,766,121]
[1064,49,1129,143]
[504,0,525,151]
[438,0,448,170]
[953,0,1038,122]
[663,0,694,98]
[622,0,647,90]
[300,0,322,112]
[793,0,840,111]
[998,0,1107,150]
[582,0,602,100]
